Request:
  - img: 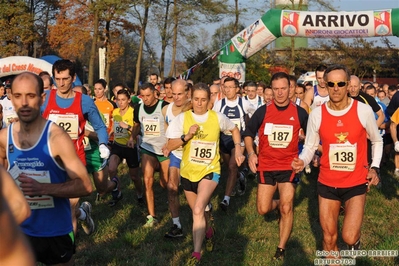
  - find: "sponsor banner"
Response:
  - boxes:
[231,19,277,58]
[219,62,246,83]
[0,56,53,77]
[281,10,393,38]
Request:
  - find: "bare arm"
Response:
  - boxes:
[128,122,141,148]
[0,128,8,167]
[18,124,92,198]
[0,194,35,266]
[244,135,258,173]
[375,109,385,128]
[1,167,31,224]
[303,88,313,107]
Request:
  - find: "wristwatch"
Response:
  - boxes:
[180,134,187,143]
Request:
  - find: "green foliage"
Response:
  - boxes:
[185,49,218,84]
[245,48,272,83]
[0,0,36,56]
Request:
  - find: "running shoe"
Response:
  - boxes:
[305,164,311,174]
[164,224,183,238]
[143,215,158,228]
[80,201,95,235]
[237,171,247,196]
[273,247,285,260]
[95,193,101,204]
[219,200,229,211]
[109,177,123,207]
[186,256,200,265]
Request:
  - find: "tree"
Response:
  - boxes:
[320,38,392,79]
[0,1,36,57]
[185,49,218,83]
[131,0,152,92]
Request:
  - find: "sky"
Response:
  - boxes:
[208,0,399,47]
[164,0,399,75]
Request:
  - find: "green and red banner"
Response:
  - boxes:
[219,8,399,82]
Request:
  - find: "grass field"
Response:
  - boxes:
[74,160,399,266]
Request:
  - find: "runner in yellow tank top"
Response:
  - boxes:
[165,83,245,265]
[108,89,143,207]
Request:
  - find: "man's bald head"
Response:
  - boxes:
[348,75,361,97]
[172,79,188,92]
[11,72,44,95]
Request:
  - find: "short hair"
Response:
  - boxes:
[289,75,297,86]
[245,81,257,88]
[388,85,397,92]
[296,83,306,93]
[223,77,239,88]
[40,72,53,86]
[192,82,210,99]
[315,64,327,73]
[150,73,158,78]
[140,82,156,93]
[365,85,376,93]
[257,81,267,90]
[263,86,272,92]
[163,77,176,86]
[377,90,386,96]
[52,59,76,77]
[94,79,107,88]
[39,71,51,77]
[270,72,290,86]
[323,64,350,82]
[11,72,44,95]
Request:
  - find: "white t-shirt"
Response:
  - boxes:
[0,96,17,128]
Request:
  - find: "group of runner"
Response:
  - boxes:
[1,61,389,266]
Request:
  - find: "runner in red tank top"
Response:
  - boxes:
[243,72,308,261]
[292,65,383,260]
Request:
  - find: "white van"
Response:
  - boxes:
[297,72,317,87]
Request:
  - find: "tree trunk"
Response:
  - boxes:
[159,0,170,79]
[134,0,151,93]
[105,20,111,91]
[233,0,239,34]
[168,0,178,77]
[88,7,99,86]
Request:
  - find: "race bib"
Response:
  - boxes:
[48,114,79,139]
[113,121,129,139]
[267,124,293,148]
[11,167,54,210]
[83,136,92,151]
[143,118,160,137]
[5,114,18,126]
[329,143,357,171]
[189,140,217,165]
[225,118,241,135]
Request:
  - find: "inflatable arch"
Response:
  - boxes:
[0,55,83,85]
[219,8,399,82]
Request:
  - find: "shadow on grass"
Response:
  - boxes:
[380,159,399,200]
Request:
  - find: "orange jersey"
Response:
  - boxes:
[94,99,117,140]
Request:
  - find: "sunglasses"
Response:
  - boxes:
[327,81,347,88]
